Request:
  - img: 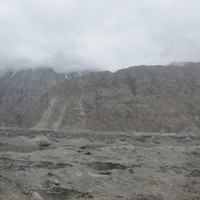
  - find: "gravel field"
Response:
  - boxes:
[0,130,200,200]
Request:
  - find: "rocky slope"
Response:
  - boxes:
[21,62,200,133]
[0,68,66,127]
[0,130,199,200]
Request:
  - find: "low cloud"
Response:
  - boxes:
[0,0,200,72]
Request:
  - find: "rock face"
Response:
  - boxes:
[0,68,66,127]
[25,62,200,133]
[2,62,200,132]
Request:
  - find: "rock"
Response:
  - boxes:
[54,179,60,185]
[38,140,50,147]
[22,190,29,195]
[129,168,134,173]
[31,192,43,200]
[43,179,53,188]
[43,178,60,187]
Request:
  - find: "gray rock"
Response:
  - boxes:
[31,192,43,200]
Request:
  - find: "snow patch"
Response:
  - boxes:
[10,71,18,78]
[65,74,69,79]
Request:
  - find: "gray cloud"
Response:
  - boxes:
[0,0,200,72]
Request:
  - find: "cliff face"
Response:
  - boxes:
[1,63,200,133]
[22,62,200,133]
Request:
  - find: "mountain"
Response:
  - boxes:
[0,68,94,128]
[1,62,200,133]
[18,62,200,133]
[0,68,66,127]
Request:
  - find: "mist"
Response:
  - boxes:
[0,0,200,73]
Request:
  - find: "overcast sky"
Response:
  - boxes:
[0,0,200,72]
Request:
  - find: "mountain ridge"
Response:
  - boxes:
[23,62,200,133]
[1,62,200,133]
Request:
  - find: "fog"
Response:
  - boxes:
[0,0,200,72]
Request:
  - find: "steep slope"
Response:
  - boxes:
[0,68,66,127]
[24,62,200,133]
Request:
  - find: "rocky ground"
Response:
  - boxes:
[0,129,200,200]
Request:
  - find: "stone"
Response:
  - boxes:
[31,192,43,200]
[54,179,60,185]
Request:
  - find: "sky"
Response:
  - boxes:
[0,0,200,72]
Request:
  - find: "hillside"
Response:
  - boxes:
[20,62,200,133]
[0,68,66,127]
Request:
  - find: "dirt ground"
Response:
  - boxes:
[0,129,199,200]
